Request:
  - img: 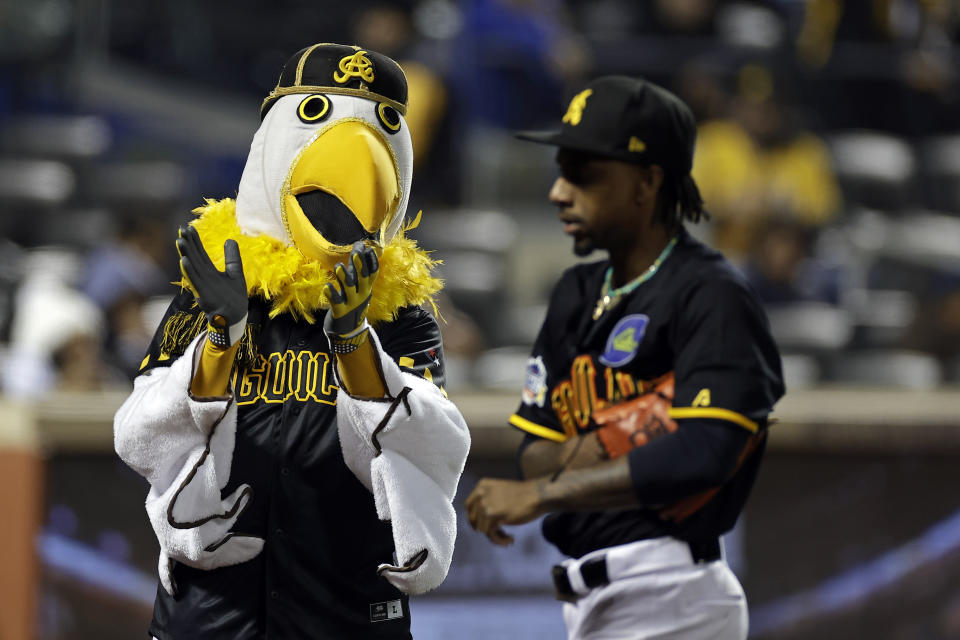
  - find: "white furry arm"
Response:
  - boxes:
[115,334,231,489]
[114,333,262,595]
[336,328,470,595]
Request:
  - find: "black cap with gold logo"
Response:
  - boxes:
[260,43,408,120]
[517,76,697,177]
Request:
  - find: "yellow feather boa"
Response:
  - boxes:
[180,198,442,324]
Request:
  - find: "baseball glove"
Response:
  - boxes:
[594,373,676,459]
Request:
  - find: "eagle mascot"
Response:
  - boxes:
[114,44,470,640]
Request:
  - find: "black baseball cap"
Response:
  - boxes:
[517,76,697,176]
[260,43,408,120]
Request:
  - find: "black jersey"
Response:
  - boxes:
[511,228,784,559]
[141,290,445,640]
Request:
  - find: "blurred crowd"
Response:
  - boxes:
[1,0,959,395]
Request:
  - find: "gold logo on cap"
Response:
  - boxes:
[562,89,593,126]
[333,50,375,84]
[628,136,646,152]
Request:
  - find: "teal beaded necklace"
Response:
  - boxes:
[593,235,678,320]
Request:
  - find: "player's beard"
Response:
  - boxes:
[572,233,596,256]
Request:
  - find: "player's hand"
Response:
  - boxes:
[325,241,379,336]
[465,478,545,546]
[177,225,248,331]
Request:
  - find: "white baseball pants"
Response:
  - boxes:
[558,537,748,640]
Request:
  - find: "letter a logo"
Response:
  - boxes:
[334,50,375,84]
[562,89,593,126]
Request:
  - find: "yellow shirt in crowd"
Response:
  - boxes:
[692,120,841,256]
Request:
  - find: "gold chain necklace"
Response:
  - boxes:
[593,236,678,320]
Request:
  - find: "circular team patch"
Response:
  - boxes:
[599,314,649,367]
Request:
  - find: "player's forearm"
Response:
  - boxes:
[519,433,606,480]
[519,439,564,479]
[534,456,639,512]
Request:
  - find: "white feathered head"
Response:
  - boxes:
[235,43,413,271]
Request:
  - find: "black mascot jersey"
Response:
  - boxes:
[140,290,445,640]
[511,228,784,559]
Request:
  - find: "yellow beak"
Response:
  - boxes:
[282,119,400,266]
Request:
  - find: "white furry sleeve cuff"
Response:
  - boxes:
[335,328,471,595]
[113,333,263,596]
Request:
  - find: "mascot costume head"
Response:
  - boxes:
[175,43,440,342]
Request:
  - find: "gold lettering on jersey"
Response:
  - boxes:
[549,355,671,434]
[266,351,293,401]
[237,353,269,400]
[571,355,601,428]
[562,89,593,126]
[615,371,636,397]
[236,350,337,406]
[333,50,375,84]
[692,388,711,407]
[551,381,578,437]
[604,367,618,403]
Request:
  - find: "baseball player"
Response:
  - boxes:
[113,44,470,639]
[466,76,785,639]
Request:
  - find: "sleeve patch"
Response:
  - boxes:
[397,355,445,395]
[521,356,548,407]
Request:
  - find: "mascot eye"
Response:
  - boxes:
[376,103,401,134]
[298,94,331,123]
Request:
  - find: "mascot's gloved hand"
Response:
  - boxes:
[324,242,386,398]
[177,225,248,347]
[324,241,379,340]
